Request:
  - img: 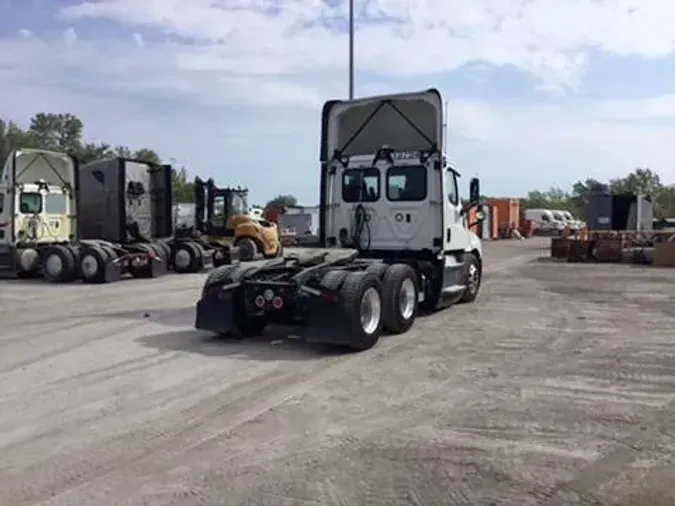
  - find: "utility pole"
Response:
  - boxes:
[348,0,354,99]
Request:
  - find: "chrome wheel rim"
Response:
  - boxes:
[81,254,98,278]
[467,263,479,293]
[45,253,63,276]
[360,287,381,335]
[399,278,416,320]
[174,249,191,269]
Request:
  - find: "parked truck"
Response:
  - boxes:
[0,148,81,280]
[0,151,215,282]
[77,157,216,281]
[194,89,485,351]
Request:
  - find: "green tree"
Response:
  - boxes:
[133,148,161,164]
[172,166,195,203]
[78,142,114,164]
[0,112,183,202]
[28,112,83,152]
[265,194,297,211]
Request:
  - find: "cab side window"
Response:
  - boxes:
[541,214,550,222]
[0,193,4,213]
[446,172,458,205]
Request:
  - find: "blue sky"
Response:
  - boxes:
[1,0,675,205]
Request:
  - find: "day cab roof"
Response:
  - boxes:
[1,148,77,188]
[320,89,444,162]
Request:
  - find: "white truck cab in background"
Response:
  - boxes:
[0,148,78,277]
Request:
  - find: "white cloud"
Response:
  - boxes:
[132,33,144,47]
[57,0,675,92]
[63,27,77,46]
[0,0,675,203]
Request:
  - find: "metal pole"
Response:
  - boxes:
[348,0,354,99]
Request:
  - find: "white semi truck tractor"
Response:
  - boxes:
[195,89,485,351]
[0,148,80,281]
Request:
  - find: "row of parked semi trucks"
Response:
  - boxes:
[0,149,282,283]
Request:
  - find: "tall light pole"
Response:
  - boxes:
[348,0,354,99]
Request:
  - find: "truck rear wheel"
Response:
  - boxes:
[366,262,389,279]
[231,264,267,337]
[235,237,258,262]
[381,264,419,334]
[340,271,383,351]
[172,242,200,273]
[42,245,76,283]
[320,269,348,290]
[80,246,109,283]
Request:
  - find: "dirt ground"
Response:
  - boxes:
[1,239,675,506]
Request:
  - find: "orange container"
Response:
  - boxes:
[490,205,499,239]
[487,198,520,230]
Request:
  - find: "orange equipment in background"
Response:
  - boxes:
[263,205,285,223]
[487,198,520,231]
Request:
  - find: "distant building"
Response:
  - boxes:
[279,205,319,235]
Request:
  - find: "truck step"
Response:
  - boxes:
[442,284,466,294]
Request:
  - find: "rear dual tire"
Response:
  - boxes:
[321,263,420,351]
[42,245,78,283]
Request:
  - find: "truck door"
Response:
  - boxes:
[443,168,466,252]
[376,155,443,252]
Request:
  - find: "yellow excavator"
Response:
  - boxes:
[194,177,282,261]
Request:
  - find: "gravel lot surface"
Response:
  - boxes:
[1,239,674,505]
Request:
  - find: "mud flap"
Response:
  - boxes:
[135,257,168,278]
[195,291,235,334]
[304,294,353,345]
[200,249,215,270]
[102,259,123,283]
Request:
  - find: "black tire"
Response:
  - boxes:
[236,237,258,262]
[41,245,76,283]
[366,262,389,279]
[100,244,118,260]
[340,271,383,351]
[231,264,266,337]
[79,246,109,283]
[320,269,349,290]
[460,253,481,303]
[381,264,419,334]
[155,240,172,262]
[172,242,200,273]
[204,264,240,288]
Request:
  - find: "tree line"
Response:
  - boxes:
[0,112,195,202]
[3,112,673,219]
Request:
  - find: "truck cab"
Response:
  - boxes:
[319,89,483,308]
[0,149,78,277]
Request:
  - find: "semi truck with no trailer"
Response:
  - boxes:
[0,151,215,282]
[194,89,485,350]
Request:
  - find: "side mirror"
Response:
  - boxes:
[469,177,480,202]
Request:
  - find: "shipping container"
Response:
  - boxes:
[487,198,520,230]
[585,193,654,231]
[489,205,499,239]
